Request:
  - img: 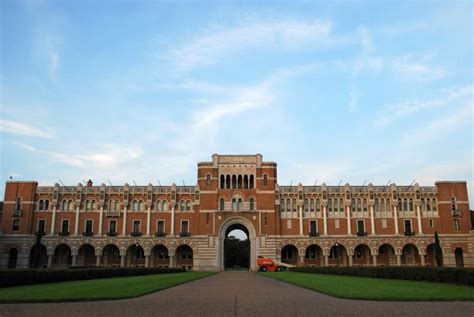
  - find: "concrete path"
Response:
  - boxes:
[1,272,473,317]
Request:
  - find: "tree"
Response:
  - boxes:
[434,231,443,266]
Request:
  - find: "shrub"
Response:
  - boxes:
[0,267,186,288]
[289,266,474,286]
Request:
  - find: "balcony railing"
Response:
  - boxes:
[83,231,94,236]
[309,231,319,237]
[180,232,190,237]
[131,231,142,237]
[155,231,166,237]
[357,231,367,237]
[404,231,415,236]
[451,210,461,217]
[59,231,70,236]
[12,209,22,217]
[106,211,121,217]
[107,231,117,237]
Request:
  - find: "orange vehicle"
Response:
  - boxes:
[257,256,294,272]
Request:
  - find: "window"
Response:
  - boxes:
[220,175,225,189]
[363,198,368,212]
[39,200,44,211]
[304,199,308,212]
[432,198,437,211]
[133,200,138,211]
[316,199,321,212]
[328,198,333,212]
[357,220,365,234]
[186,200,191,211]
[67,200,73,211]
[15,197,22,211]
[403,198,408,211]
[12,219,20,231]
[138,200,144,211]
[181,220,189,235]
[310,220,317,235]
[86,200,91,211]
[309,199,314,212]
[133,220,140,233]
[249,175,254,189]
[157,220,165,235]
[398,198,402,211]
[85,220,93,234]
[156,200,161,211]
[429,219,434,228]
[292,199,296,212]
[220,198,225,211]
[109,220,117,234]
[426,198,431,211]
[453,219,460,231]
[451,197,457,211]
[374,198,379,212]
[263,174,268,186]
[351,198,356,211]
[61,200,66,210]
[162,200,168,211]
[249,198,255,211]
[206,174,211,186]
[180,200,185,211]
[339,198,344,212]
[61,220,69,234]
[404,220,412,234]
[357,198,362,212]
[232,199,237,211]
[44,200,49,210]
[421,198,426,211]
[37,219,46,234]
[237,198,242,211]
[409,198,414,211]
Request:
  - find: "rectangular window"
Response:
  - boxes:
[181,220,189,235]
[12,219,20,231]
[109,220,117,233]
[357,220,365,234]
[61,220,69,234]
[310,220,317,235]
[335,219,340,229]
[453,219,460,231]
[133,220,140,233]
[429,219,434,228]
[37,219,46,234]
[85,220,93,233]
[382,219,387,228]
[157,220,165,235]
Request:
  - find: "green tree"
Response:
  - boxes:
[434,231,443,266]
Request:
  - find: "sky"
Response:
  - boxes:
[0,0,473,207]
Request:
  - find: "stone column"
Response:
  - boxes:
[122,207,128,236]
[146,206,151,236]
[171,206,175,236]
[120,256,126,268]
[323,206,327,235]
[98,207,104,236]
[72,255,77,267]
[299,206,303,236]
[145,256,150,268]
[348,255,353,266]
[50,206,57,235]
[372,255,378,266]
[396,254,401,266]
[416,205,423,234]
[346,206,351,235]
[324,255,329,267]
[47,253,53,269]
[370,205,375,235]
[420,254,425,266]
[96,255,101,267]
[169,255,176,268]
[74,206,80,236]
[299,255,305,267]
[393,205,399,234]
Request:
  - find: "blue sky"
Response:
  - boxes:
[1,1,473,207]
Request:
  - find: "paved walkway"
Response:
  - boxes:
[1,272,473,317]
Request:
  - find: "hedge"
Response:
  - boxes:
[0,267,186,288]
[289,266,474,286]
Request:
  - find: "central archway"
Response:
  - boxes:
[224,224,250,270]
[218,217,257,271]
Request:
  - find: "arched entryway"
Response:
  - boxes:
[455,248,464,267]
[218,217,257,271]
[426,243,443,266]
[78,244,96,267]
[53,244,72,268]
[151,244,169,268]
[126,244,145,267]
[305,244,323,266]
[329,243,348,266]
[102,244,121,267]
[377,243,396,266]
[176,245,193,270]
[401,244,421,266]
[8,248,18,269]
[281,245,298,265]
[353,244,372,266]
[30,244,48,268]
[224,223,250,270]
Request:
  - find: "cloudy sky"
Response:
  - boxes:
[1,1,473,207]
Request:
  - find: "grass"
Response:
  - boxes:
[260,272,474,301]
[0,271,215,303]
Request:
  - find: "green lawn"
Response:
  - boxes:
[0,271,214,303]
[260,272,474,301]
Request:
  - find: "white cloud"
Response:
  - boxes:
[391,54,446,81]
[0,119,54,138]
[164,19,332,71]
[12,142,38,152]
[375,85,473,127]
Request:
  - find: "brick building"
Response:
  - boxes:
[1,154,472,270]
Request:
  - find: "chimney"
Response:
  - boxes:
[87,179,93,187]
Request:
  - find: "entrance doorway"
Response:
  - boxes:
[224,224,250,270]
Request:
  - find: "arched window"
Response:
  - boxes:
[292,199,297,212]
[328,198,333,212]
[357,198,362,212]
[139,200,144,211]
[280,198,285,212]
[426,198,431,211]
[232,199,237,211]
[108,200,113,211]
[220,198,225,211]
[180,200,185,211]
[15,197,22,211]
[421,198,426,211]
[363,198,368,212]
[310,199,314,212]
[304,199,308,212]
[44,199,49,210]
[186,200,191,211]
[220,175,225,189]
[385,198,390,212]
[339,198,344,212]
[206,174,211,186]
[451,197,457,211]
[316,199,321,212]
[156,200,161,211]
[249,175,254,189]
[226,175,231,189]
[115,200,120,211]
[162,200,168,211]
[250,198,255,211]
[92,200,97,210]
[61,200,66,210]
[409,198,414,211]
[232,175,237,189]
[432,198,437,211]
[39,200,44,211]
[133,200,138,211]
[398,198,402,211]
[263,174,268,186]
[244,175,249,189]
[237,198,242,211]
[237,175,242,189]
[351,198,356,211]
[374,198,379,212]
[403,198,408,211]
